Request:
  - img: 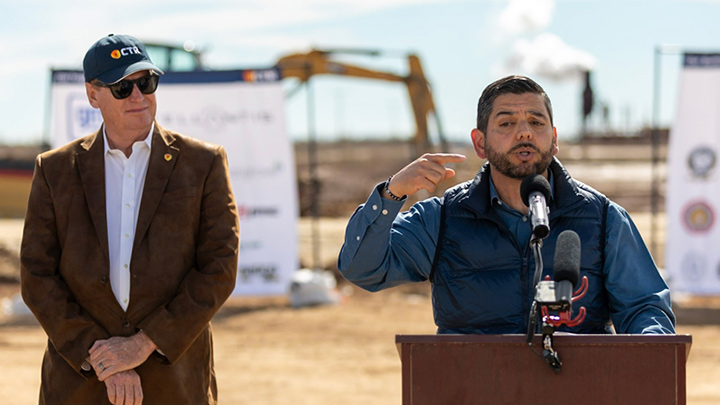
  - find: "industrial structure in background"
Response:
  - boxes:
[581,70,594,136]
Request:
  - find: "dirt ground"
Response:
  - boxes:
[0,138,717,404]
[1,217,719,404]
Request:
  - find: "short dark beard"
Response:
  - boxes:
[485,141,556,180]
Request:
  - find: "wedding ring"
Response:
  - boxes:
[98,362,105,371]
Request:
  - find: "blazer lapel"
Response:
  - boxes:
[76,130,110,261]
[134,125,179,250]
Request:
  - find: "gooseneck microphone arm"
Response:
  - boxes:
[525,240,544,344]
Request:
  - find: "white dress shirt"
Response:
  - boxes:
[104,124,153,311]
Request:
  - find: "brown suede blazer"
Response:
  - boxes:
[20,124,239,404]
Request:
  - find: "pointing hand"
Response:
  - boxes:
[384,153,466,198]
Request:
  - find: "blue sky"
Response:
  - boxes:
[2,0,720,146]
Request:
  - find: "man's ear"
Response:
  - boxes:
[471,128,486,159]
[85,82,100,109]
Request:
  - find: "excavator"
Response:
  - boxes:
[275,48,447,155]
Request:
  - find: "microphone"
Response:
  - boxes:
[533,230,581,311]
[520,175,551,240]
[552,230,581,311]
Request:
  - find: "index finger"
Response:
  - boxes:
[425,153,466,165]
[134,383,144,405]
[106,381,117,404]
[89,344,109,360]
[89,338,111,355]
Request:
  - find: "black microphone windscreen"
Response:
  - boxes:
[553,230,581,288]
[520,174,552,203]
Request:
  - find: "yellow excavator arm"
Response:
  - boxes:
[275,49,445,154]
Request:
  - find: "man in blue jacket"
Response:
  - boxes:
[337,75,675,335]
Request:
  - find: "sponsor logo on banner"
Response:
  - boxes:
[68,94,103,142]
[685,53,720,67]
[232,161,284,179]
[242,69,281,82]
[237,205,279,220]
[239,240,263,251]
[52,70,85,84]
[682,251,707,281]
[687,146,717,178]
[682,200,715,233]
[239,265,279,283]
[159,106,275,132]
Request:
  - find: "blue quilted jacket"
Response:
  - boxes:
[338,159,675,334]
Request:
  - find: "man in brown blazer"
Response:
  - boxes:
[20,34,239,404]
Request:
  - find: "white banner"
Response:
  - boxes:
[666,53,720,295]
[49,69,298,296]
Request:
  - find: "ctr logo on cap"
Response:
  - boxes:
[110,46,141,60]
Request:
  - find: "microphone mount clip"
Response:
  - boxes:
[537,275,589,373]
[541,275,589,328]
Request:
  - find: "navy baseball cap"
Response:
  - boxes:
[83,34,164,84]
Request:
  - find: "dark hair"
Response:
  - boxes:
[476,75,553,133]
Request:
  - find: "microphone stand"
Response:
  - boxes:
[540,321,563,373]
[525,236,563,373]
[525,237,544,345]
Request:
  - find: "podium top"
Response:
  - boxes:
[396,334,693,358]
[396,333,692,345]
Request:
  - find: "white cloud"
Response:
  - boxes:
[503,33,596,81]
[498,0,555,36]
[488,0,597,84]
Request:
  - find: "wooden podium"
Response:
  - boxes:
[396,334,692,405]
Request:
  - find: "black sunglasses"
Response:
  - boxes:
[95,74,159,100]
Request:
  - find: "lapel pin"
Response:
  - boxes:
[164,153,172,162]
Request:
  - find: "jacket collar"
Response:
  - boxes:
[77,128,109,260]
[133,123,179,250]
[75,122,180,257]
[455,157,587,219]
